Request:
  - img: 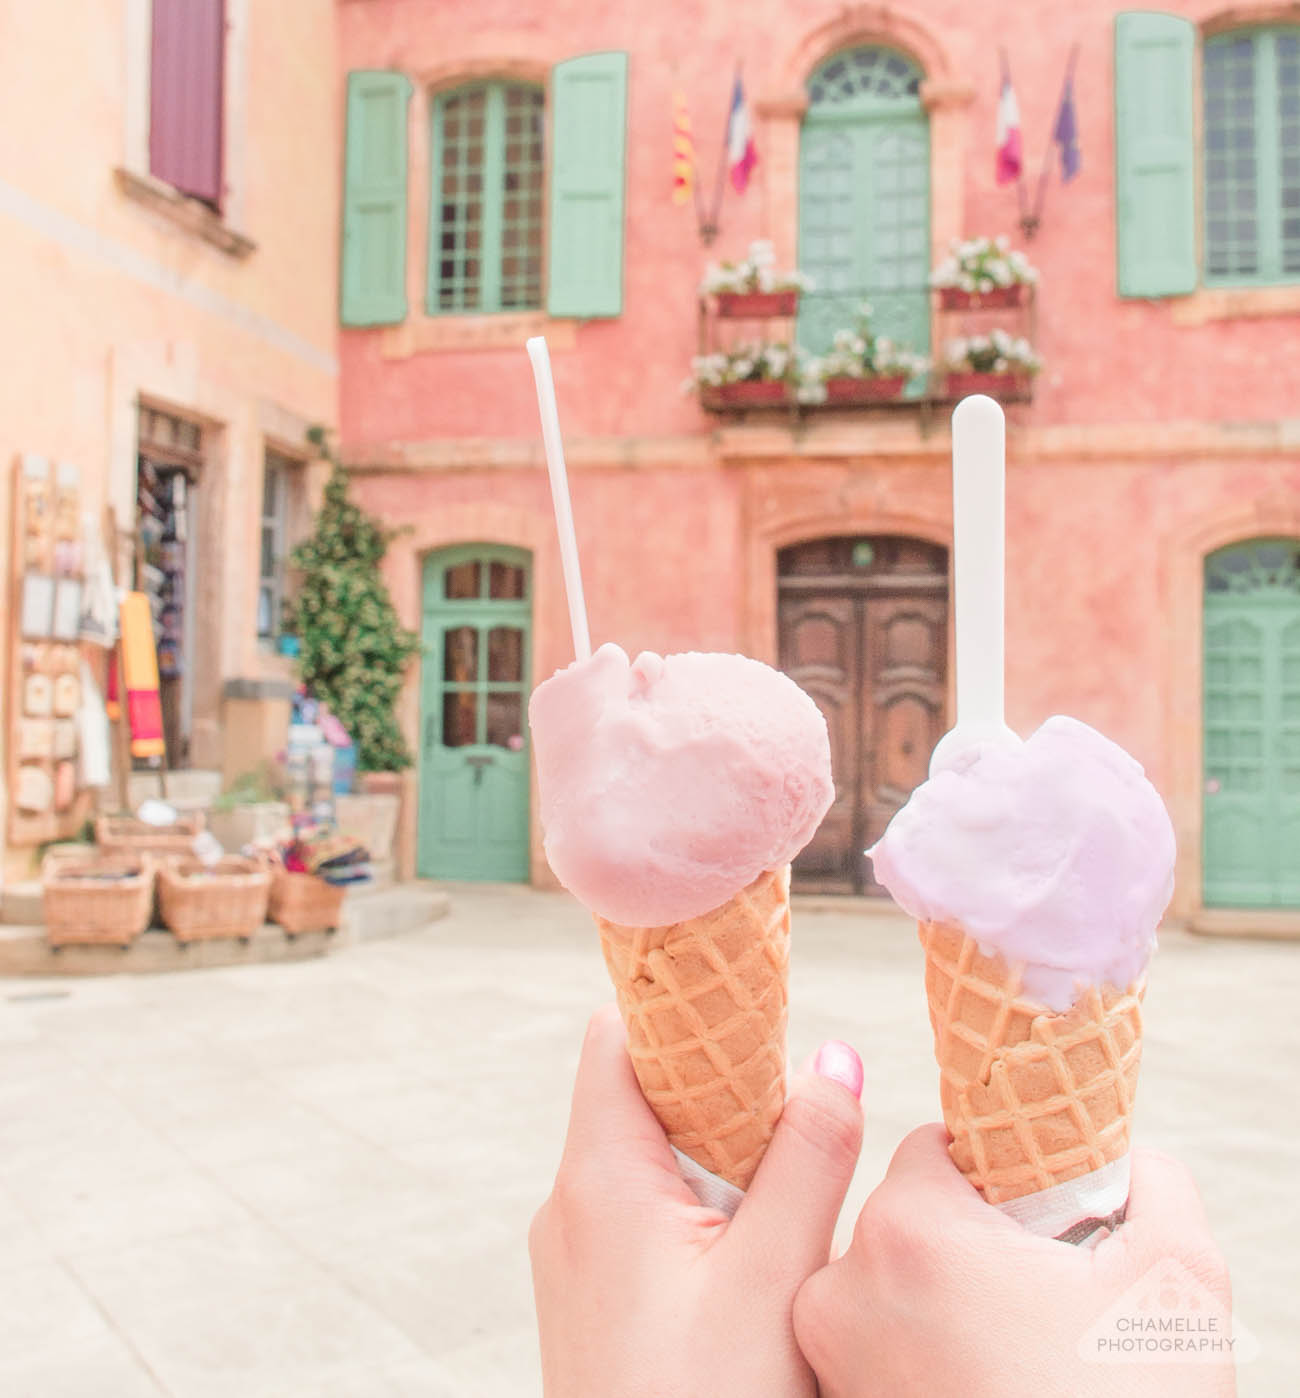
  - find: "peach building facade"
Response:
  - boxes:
[350,0,1296,923]
[0,0,339,878]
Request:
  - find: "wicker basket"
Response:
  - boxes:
[157,857,271,942]
[43,852,154,948]
[96,812,206,858]
[269,867,346,934]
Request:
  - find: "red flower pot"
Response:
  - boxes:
[938,284,1028,311]
[823,375,908,404]
[943,371,1031,400]
[704,379,791,407]
[714,290,799,318]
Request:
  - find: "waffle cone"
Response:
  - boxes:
[919,920,1144,1204]
[596,867,790,1191]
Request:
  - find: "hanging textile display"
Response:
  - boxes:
[119,591,166,760]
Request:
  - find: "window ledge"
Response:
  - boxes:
[380,311,577,359]
[1170,283,1300,326]
[113,166,256,260]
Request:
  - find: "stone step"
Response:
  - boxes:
[341,880,449,943]
[0,881,451,977]
[126,769,224,813]
[1,881,43,926]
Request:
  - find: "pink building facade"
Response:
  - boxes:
[338,0,1300,926]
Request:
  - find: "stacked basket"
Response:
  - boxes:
[157,857,271,942]
[43,852,155,948]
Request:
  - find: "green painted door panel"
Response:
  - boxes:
[547,52,628,318]
[1114,11,1197,297]
[341,71,411,327]
[1203,540,1300,907]
[798,112,930,373]
[419,549,531,882]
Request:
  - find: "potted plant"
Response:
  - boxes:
[808,304,930,404]
[931,236,1039,310]
[941,329,1042,400]
[686,341,802,408]
[286,429,420,787]
[700,241,814,318]
[206,763,290,853]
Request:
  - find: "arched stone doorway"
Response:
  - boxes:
[779,535,948,894]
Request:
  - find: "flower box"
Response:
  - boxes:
[701,380,792,409]
[943,371,1032,401]
[938,284,1028,311]
[824,375,908,404]
[715,290,799,318]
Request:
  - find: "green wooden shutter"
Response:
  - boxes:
[341,70,411,327]
[547,52,628,318]
[1114,12,1197,297]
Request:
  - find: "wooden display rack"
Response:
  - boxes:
[6,455,95,846]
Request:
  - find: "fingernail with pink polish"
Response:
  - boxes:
[813,1040,864,1099]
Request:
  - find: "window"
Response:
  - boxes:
[257,450,293,642]
[429,82,545,313]
[798,46,930,359]
[150,0,225,208]
[1204,28,1300,285]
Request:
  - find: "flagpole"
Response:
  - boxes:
[1023,43,1080,239]
[704,63,740,243]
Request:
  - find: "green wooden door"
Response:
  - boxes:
[798,47,930,371]
[1203,539,1300,907]
[419,546,531,881]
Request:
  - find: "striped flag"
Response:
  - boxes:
[727,73,757,193]
[995,69,1022,185]
[672,88,695,205]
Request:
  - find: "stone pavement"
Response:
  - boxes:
[0,884,1295,1396]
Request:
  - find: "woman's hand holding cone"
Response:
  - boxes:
[530,1005,864,1398]
[793,1126,1236,1398]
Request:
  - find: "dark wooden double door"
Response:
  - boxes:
[779,537,948,895]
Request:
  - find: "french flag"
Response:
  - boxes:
[995,71,1022,185]
[727,74,757,193]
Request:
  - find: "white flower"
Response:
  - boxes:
[833,329,854,351]
[990,260,1012,287]
[851,335,867,356]
[959,273,975,292]
[995,234,1010,253]
[945,338,968,367]
[994,357,1008,372]
[748,239,776,267]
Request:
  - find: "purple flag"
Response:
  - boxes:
[1053,76,1081,182]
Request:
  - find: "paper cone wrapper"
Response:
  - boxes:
[919,920,1144,1239]
[596,866,790,1195]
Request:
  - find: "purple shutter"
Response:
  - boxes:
[149,0,225,208]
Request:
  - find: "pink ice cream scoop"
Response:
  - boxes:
[529,642,833,925]
[869,715,1176,1010]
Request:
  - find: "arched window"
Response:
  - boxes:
[798,46,930,359]
[429,82,545,313]
[1204,28,1300,285]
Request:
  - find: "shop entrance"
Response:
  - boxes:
[418,545,532,882]
[134,405,206,768]
[1202,538,1300,907]
[778,536,948,895]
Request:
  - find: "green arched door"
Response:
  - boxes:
[419,545,532,881]
[1203,539,1300,906]
[798,46,931,369]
